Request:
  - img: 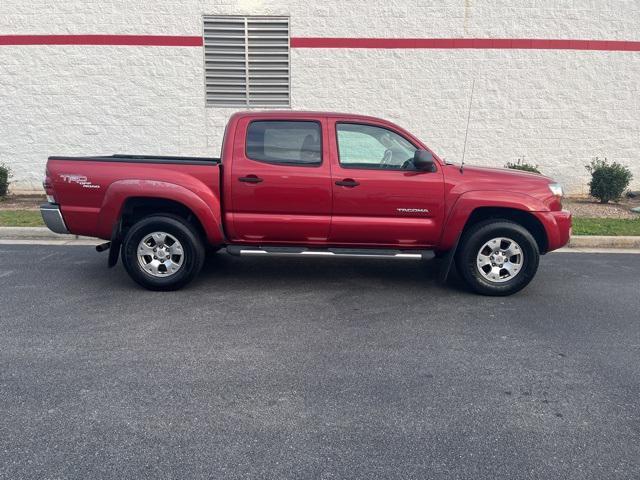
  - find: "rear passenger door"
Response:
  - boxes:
[228,117,332,244]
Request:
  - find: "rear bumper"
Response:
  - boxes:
[535,209,572,252]
[40,203,70,234]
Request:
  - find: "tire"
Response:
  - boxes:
[455,220,540,296]
[121,215,205,291]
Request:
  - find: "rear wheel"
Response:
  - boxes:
[455,220,540,296]
[121,215,205,291]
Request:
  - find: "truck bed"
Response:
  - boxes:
[46,154,222,242]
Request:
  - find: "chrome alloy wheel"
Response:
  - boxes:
[476,237,524,283]
[137,232,184,277]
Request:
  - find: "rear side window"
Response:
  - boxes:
[246,121,322,165]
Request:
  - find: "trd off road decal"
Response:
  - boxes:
[59,174,100,189]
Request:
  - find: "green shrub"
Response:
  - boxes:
[504,158,541,174]
[585,157,633,204]
[0,163,12,198]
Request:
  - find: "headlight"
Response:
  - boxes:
[548,183,563,197]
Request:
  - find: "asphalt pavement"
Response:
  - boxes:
[1,245,639,479]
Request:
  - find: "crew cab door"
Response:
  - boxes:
[228,116,332,243]
[328,120,445,247]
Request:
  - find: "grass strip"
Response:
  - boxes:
[572,217,640,236]
[0,210,44,227]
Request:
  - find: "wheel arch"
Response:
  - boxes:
[439,191,550,254]
[97,180,225,245]
[461,207,548,254]
[119,197,208,241]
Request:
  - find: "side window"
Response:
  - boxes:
[336,123,417,170]
[246,121,322,165]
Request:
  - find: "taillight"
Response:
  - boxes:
[43,168,56,203]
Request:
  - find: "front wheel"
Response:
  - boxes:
[121,215,205,291]
[455,220,540,296]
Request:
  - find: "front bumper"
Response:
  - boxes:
[535,209,572,252]
[40,203,70,234]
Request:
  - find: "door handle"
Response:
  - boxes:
[335,178,360,187]
[239,175,263,184]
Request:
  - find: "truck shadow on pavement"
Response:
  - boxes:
[196,252,468,294]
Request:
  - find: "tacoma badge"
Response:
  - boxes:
[397,208,429,214]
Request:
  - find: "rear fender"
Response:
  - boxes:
[97,180,224,245]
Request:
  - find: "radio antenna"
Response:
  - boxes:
[460,77,476,173]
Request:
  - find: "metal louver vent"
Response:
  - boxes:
[204,16,290,108]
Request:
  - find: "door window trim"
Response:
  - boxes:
[244,119,324,167]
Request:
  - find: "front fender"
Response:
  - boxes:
[97,179,224,244]
[439,190,549,251]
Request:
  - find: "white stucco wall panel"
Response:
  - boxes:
[289,47,640,193]
[1,0,639,194]
[0,45,208,190]
[2,1,639,40]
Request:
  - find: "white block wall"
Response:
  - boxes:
[1,0,639,194]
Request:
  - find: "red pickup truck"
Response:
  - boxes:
[41,111,571,295]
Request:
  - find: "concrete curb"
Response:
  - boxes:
[0,227,101,246]
[1,227,640,249]
[0,227,93,241]
[567,235,640,249]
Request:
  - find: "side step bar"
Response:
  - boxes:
[226,245,432,260]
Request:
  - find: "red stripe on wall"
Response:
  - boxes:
[290,37,640,51]
[0,35,203,47]
[1,35,639,51]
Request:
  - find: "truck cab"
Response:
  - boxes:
[223,112,445,248]
[41,111,571,295]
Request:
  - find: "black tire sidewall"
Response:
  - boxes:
[121,215,205,291]
[456,221,540,296]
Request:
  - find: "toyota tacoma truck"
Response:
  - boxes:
[41,111,571,295]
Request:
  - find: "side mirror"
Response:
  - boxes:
[413,149,435,172]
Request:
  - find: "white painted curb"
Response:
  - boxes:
[567,235,640,249]
[0,227,101,245]
[0,227,93,240]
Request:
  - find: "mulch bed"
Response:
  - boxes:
[0,194,47,211]
[564,197,640,219]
